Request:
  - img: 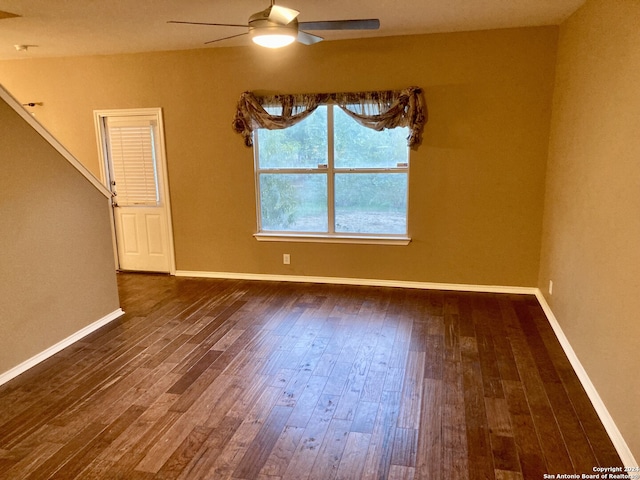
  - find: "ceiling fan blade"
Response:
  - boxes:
[297,31,323,45]
[168,20,247,28]
[268,5,299,25]
[298,19,380,31]
[204,32,249,44]
[0,10,21,19]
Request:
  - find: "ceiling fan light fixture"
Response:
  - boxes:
[249,24,297,48]
[251,32,296,48]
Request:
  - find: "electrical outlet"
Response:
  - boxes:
[549,280,553,295]
[283,254,290,265]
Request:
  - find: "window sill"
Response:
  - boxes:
[254,233,411,246]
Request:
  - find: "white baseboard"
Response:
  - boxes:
[535,290,638,468]
[175,270,538,295]
[0,308,125,388]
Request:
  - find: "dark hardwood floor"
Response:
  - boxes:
[0,273,622,479]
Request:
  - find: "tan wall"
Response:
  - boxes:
[539,0,640,461]
[0,27,557,286]
[0,96,120,374]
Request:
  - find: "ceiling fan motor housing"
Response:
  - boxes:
[248,7,299,39]
[249,7,298,46]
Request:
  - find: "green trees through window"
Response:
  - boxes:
[255,105,409,236]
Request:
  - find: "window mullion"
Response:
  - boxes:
[327,104,335,234]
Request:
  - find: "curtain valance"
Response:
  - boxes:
[232,86,426,149]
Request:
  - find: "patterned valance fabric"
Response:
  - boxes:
[232,86,426,149]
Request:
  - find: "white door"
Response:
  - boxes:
[96,110,175,273]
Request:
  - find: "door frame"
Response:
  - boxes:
[94,107,176,275]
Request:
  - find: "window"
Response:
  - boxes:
[254,104,410,243]
[105,117,160,206]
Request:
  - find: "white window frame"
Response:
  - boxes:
[253,104,411,245]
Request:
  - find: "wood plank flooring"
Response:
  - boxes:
[0,273,623,479]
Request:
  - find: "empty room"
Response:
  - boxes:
[0,0,638,478]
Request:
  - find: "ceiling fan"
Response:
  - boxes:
[168,1,380,48]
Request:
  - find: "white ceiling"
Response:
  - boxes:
[0,0,584,61]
